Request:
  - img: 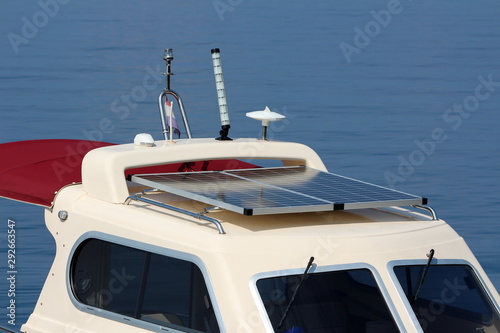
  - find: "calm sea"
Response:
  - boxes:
[1,0,499,330]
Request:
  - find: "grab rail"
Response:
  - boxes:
[158,49,192,140]
[411,205,438,221]
[158,89,192,140]
[124,193,225,234]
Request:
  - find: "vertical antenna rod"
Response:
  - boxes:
[158,48,192,140]
[211,48,232,140]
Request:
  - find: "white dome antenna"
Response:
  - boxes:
[246,106,286,140]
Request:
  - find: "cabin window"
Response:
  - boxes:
[257,268,400,333]
[394,264,500,332]
[70,238,220,333]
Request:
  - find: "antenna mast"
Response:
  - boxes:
[211,48,232,140]
[158,48,192,140]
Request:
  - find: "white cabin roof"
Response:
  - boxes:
[82,138,326,203]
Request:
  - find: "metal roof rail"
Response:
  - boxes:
[124,191,226,234]
[411,205,438,221]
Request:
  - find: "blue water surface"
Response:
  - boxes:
[0,0,499,330]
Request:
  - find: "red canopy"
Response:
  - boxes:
[0,140,114,206]
[0,139,257,207]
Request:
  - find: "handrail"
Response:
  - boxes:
[411,205,438,221]
[158,89,192,140]
[158,49,192,140]
[124,194,225,234]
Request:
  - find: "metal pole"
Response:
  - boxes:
[211,48,232,140]
[157,49,192,140]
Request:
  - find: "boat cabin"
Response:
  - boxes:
[1,49,499,333]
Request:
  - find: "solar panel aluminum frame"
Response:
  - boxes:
[130,166,426,216]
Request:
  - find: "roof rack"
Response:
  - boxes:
[124,190,226,234]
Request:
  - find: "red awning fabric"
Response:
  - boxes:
[0,139,257,207]
[0,140,115,207]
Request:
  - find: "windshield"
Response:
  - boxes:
[394,264,500,332]
[257,268,400,333]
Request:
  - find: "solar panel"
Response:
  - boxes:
[131,166,426,216]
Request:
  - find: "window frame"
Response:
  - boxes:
[387,258,500,333]
[66,231,224,333]
[249,262,405,333]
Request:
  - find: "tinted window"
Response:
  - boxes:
[257,268,400,333]
[71,239,219,332]
[394,264,500,332]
